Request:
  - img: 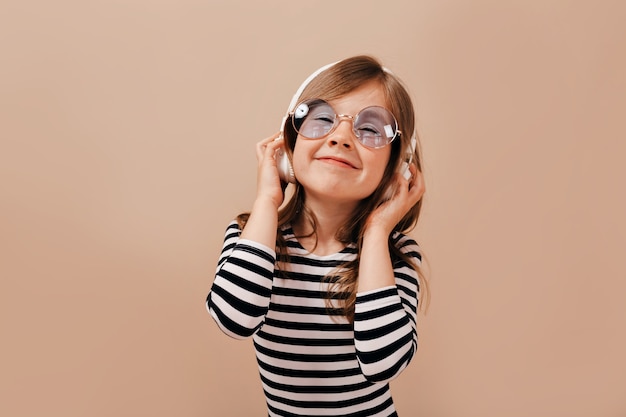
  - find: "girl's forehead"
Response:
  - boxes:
[327,81,389,114]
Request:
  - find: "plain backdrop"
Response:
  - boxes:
[1,1,625,416]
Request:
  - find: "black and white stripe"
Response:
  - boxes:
[207,222,420,417]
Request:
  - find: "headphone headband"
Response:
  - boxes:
[286,62,396,113]
[286,61,338,113]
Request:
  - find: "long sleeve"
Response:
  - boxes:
[353,233,421,383]
[206,221,276,339]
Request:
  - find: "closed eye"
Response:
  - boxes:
[313,113,335,123]
[357,125,381,135]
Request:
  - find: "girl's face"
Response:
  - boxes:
[291,80,392,204]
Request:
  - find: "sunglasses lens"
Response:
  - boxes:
[292,100,336,139]
[354,107,398,148]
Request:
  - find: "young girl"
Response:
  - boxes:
[207,55,426,417]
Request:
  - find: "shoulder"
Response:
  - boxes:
[390,231,422,262]
[278,222,294,237]
[223,220,242,238]
[390,232,422,297]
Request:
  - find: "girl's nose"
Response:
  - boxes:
[326,118,356,149]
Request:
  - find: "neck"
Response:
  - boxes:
[292,196,358,256]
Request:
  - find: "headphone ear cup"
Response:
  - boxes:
[276,145,295,184]
[398,135,417,180]
[397,137,416,180]
[398,161,411,180]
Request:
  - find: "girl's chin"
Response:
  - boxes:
[302,182,373,202]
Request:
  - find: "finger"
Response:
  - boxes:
[263,135,285,163]
[256,132,283,161]
[267,133,284,151]
[260,132,282,144]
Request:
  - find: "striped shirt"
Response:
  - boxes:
[207,221,421,417]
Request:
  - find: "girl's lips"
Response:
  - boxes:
[317,157,357,169]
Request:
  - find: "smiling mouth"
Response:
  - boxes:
[317,157,356,169]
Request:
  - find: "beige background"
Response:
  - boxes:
[1,0,625,416]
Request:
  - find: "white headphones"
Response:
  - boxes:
[276,60,416,185]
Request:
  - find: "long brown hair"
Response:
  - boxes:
[241,55,428,321]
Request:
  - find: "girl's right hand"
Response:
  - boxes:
[254,133,286,210]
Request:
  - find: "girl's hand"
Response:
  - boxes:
[239,133,285,245]
[253,133,287,210]
[365,164,426,236]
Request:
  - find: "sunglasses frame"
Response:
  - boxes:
[289,99,402,149]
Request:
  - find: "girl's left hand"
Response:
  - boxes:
[365,164,425,235]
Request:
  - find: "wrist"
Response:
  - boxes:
[363,223,391,241]
[240,196,279,247]
[252,195,281,214]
